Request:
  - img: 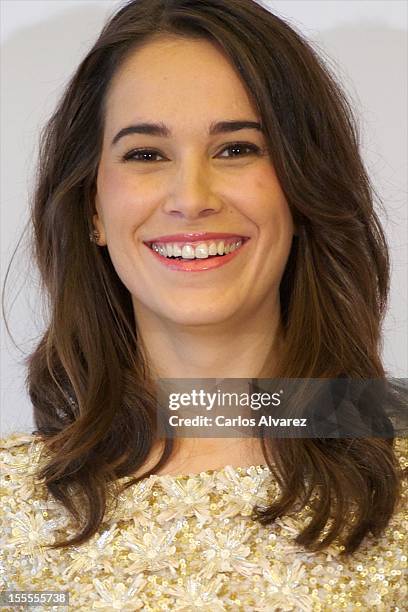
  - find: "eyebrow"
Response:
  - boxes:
[111,120,263,147]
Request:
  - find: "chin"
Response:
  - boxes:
[159,304,239,327]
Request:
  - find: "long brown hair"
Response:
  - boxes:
[3,0,406,554]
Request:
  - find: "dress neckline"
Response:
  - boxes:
[24,433,272,483]
[130,463,271,482]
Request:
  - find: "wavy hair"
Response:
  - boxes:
[3,0,406,553]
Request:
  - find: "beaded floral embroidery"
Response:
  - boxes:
[1,433,407,611]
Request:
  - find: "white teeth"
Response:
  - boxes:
[181,244,195,259]
[151,239,245,259]
[208,242,218,256]
[194,243,209,259]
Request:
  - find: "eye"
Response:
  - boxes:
[122,149,165,162]
[121,142,263,163]
[217,142,262,159]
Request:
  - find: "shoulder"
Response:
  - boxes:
[0,431,49,502]
[0,432,73,586]
[0,431,45,472]
[0,431,75,544]
[0,430,38,450]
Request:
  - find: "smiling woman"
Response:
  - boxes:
[93,33,294,338]
[1,0,407,610]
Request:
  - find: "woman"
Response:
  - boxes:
[1,0,406,609]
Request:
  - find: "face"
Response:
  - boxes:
[94,36,295,328]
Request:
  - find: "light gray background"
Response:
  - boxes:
[1,0,407,436]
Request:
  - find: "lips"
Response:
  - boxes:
[143,232,249,246]
[142,232,250,272]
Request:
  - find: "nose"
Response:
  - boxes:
[162,154,222,219]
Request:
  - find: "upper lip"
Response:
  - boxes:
[144,232,249,244]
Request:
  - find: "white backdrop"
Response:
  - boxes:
[1,0,407,436]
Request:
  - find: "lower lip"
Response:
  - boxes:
[146,242,248,272]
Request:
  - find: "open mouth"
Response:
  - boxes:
[146,237,249,260]
[144,236,250,272]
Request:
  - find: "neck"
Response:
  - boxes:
[131,297,283,472]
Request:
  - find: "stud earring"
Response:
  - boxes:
[89,229,100,244]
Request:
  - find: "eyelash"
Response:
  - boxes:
[121,142,263,163]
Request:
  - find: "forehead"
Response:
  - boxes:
[103,36,258,136]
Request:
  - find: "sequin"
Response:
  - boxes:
[0,433,407,611]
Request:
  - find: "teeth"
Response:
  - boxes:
[208,242,218,256]
[181,245,195,259]
[195,243,209,259]
[151,239,244,259]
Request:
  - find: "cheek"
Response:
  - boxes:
[98,167,153,232]
[103,165,137,204]
[240,168,293,231]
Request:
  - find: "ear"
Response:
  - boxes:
[92,194,107,246]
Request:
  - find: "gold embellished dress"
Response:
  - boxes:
[0,433,407,611]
